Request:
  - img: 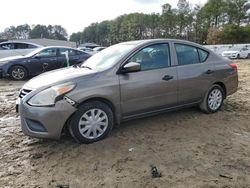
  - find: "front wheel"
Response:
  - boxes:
[200,85,224,113]
[69,101,114,144]
[10,65,28,80]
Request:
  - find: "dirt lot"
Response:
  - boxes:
[0,60,249,188]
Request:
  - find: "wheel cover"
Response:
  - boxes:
[208,88,222,111]
[78,109,108,139]
[12,67,25,80]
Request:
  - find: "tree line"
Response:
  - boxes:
[0,24,68,41]
[1,0,249,45]
[70,0,250,46]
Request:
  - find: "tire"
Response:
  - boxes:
[199,84,224,113]
[237,54,240,59]
[10,65,28,80]
[68,101,114,144]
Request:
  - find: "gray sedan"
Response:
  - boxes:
[17,39,238,143]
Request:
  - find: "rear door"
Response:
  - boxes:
[68,49,88,65]
[58,48,68,68]
[119,43,178,117]
[58,48,90,68]
[174,43,214,104]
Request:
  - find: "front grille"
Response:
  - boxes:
[19,89,32,99]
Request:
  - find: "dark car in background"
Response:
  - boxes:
[0,46,91,80]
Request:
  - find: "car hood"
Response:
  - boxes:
[24,67,97,90]
[223,51,239,54]
[0,55,25,62]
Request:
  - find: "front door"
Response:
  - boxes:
[119,43,178,118]
[29,48,58,75]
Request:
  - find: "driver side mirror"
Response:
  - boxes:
[34,54,42,59]
[120,62,141,73]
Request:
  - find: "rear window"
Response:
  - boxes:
[28,44,37,49]
[175,44,200,65]
[175,43,209,66]
[198,49,209,62]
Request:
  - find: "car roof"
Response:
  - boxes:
[119,39,212,53]
[120,39,201,46]
[38,46,81,50]
[0,41,42,47]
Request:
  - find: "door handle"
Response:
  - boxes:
[205,69,214,74]
[162,75,173,81]
[42,63,48,71]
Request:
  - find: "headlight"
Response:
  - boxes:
[28,82,76,106]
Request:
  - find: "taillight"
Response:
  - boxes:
[229,63,237,71]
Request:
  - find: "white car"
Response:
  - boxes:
[222,47,250,59]
[77,47,95,55]
[0,41,42,59]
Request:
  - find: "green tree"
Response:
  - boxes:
[68,0,250,46]
[0,24,31,40]
[70,32,83,43]
[29,25,68,40]
[226,0,249,25]
[220,24,248,44]
[29,25,51,39]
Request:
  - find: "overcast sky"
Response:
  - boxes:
[1,0,207,35]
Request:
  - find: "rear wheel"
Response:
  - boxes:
[10,65,28,80]
[200,84,224,113]
[69,101,114,144]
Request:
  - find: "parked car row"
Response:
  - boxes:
[0,46,91,80]
[16,39,238,143]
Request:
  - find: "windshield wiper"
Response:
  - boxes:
[81,65,92,70]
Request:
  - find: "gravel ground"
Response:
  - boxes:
[0,60,249,188]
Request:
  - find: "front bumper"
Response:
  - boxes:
[19,98,77,140]
[0,67,9,78]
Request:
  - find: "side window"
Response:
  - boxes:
[37,48,56,57]
[77,50,85,55]
[68,49,77,56]
[28,44,37,49]
[59,49,81,56]
[175,44,200,65]
[198,48,209,62]
[128,43,170,71]
[15,43,29,49]
[59,48,68,56]
[1,43,14,50]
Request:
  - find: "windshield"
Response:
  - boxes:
[82,43,136,70]
[230,47,241,51]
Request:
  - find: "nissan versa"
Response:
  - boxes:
[17,39,238,144]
